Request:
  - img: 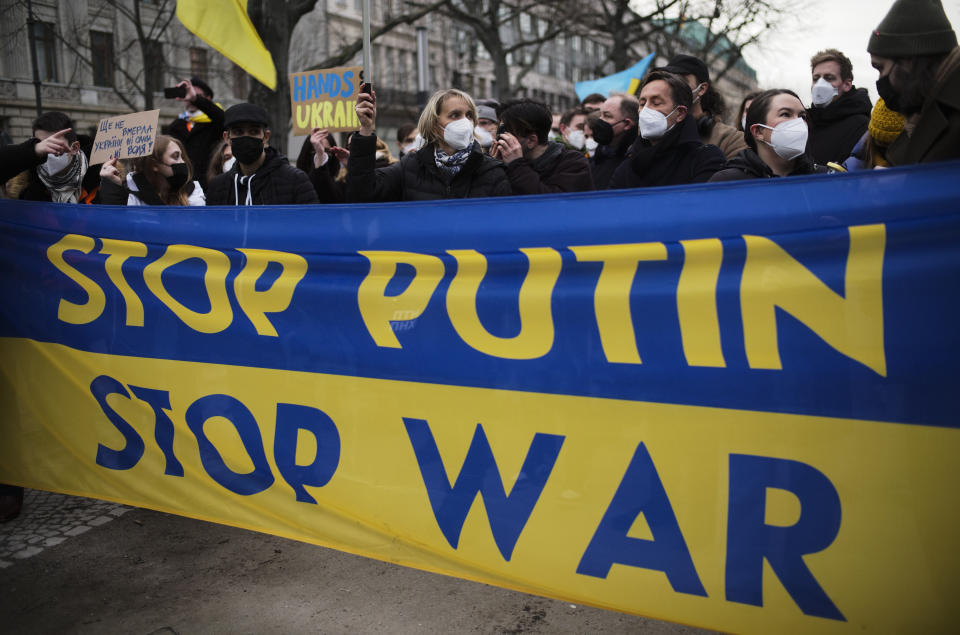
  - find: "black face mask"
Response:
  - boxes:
[876,75,903,114]
[231,135,265,165]
[591,118,615,146]
[165,162,189,190]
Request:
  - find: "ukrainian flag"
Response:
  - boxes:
[176,0,277,90]
[574,53,656,100]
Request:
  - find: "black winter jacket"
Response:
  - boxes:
[294,137,344,204]
[346,134,511,201]
[608,115,725,189]
[93,173,201,205]
[206,146,319,205]
[167,96,225,189]
[806,87,872,165]
[504,141,593,195]
[590,127,637,190]
[888,47,960,165]
[0,139,43,185]
[709,148,831,181]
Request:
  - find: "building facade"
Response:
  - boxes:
[0,0,757,155]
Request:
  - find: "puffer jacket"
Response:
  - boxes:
[206,146,318,205]
[346,134,511,201]
[807,87,872,165]
[709,148,831,181]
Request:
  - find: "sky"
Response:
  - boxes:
[742,0,960,105]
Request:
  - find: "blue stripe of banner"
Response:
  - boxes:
[1,162,958,427]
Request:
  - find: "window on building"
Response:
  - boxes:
[557,60,565,80]
[232,63,248,99]
[144,39,164,93]
[519,13,531,33]
[538,56,549,75]
[31,22,58,82]
[537,19,548,37]
[190,47,208,80]
[572,35,581,52]
[89,30,114,87]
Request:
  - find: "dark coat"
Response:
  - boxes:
[93,173,200,205]
[206,146,319,205]
[709,148,830,181]
[346,134,511,202]
[294,137,344,204]
[806,87,872,165]
[167,96,224,189]
[0,139,42,185]
[589,127,637,190]
[888,47,960,165]
[608,115,725,189]
[504,141,593,195]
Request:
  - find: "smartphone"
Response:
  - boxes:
[497,123,506,138]
[360,82,372,94]
[164,85,187,99]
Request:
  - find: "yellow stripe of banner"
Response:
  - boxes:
[1,336,957,633]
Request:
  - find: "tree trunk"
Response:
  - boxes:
[247,1,301,155]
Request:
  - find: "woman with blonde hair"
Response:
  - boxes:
[97,134,205,206]
[346,88,511,201]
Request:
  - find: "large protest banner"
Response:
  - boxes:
[1,163,959,633]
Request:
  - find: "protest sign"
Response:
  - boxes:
[289,66,362,134]
[2,163,960,634]
[90,110,160,164]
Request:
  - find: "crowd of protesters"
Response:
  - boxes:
[0,0,958,522]
[1,0,957,216]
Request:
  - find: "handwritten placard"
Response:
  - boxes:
[90,109,160,164]
[289,67,362,134]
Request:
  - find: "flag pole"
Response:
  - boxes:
[361,0,373,92]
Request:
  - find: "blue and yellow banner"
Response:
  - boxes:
[1,163,959,633]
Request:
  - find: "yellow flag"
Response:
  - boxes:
[176,0,277,90]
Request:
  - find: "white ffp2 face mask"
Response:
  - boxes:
[757,117,808,160]
[443,118,475,151]
[474,125,494,148]
[811,77,838,107]
[222,156,237,173]
[566,129,586,150]
[45,151,73,175]
[584,137,599,154]
[638,105,678,140]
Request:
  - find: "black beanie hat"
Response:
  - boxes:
[868,0,957,58]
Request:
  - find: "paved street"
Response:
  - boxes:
[0,490,713,634]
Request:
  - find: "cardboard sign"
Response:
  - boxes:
[289,66,362,134]
[90,110,160,164]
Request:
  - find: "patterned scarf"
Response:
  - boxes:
[36,151,88,203]
[179,102,224,131]
[434,146,472,179]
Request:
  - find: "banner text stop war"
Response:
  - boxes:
[289,66,362,134]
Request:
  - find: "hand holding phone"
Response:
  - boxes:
[164,85,187,99]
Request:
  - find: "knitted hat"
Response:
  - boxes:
[868,0,957,57]
[868,98,906,145]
